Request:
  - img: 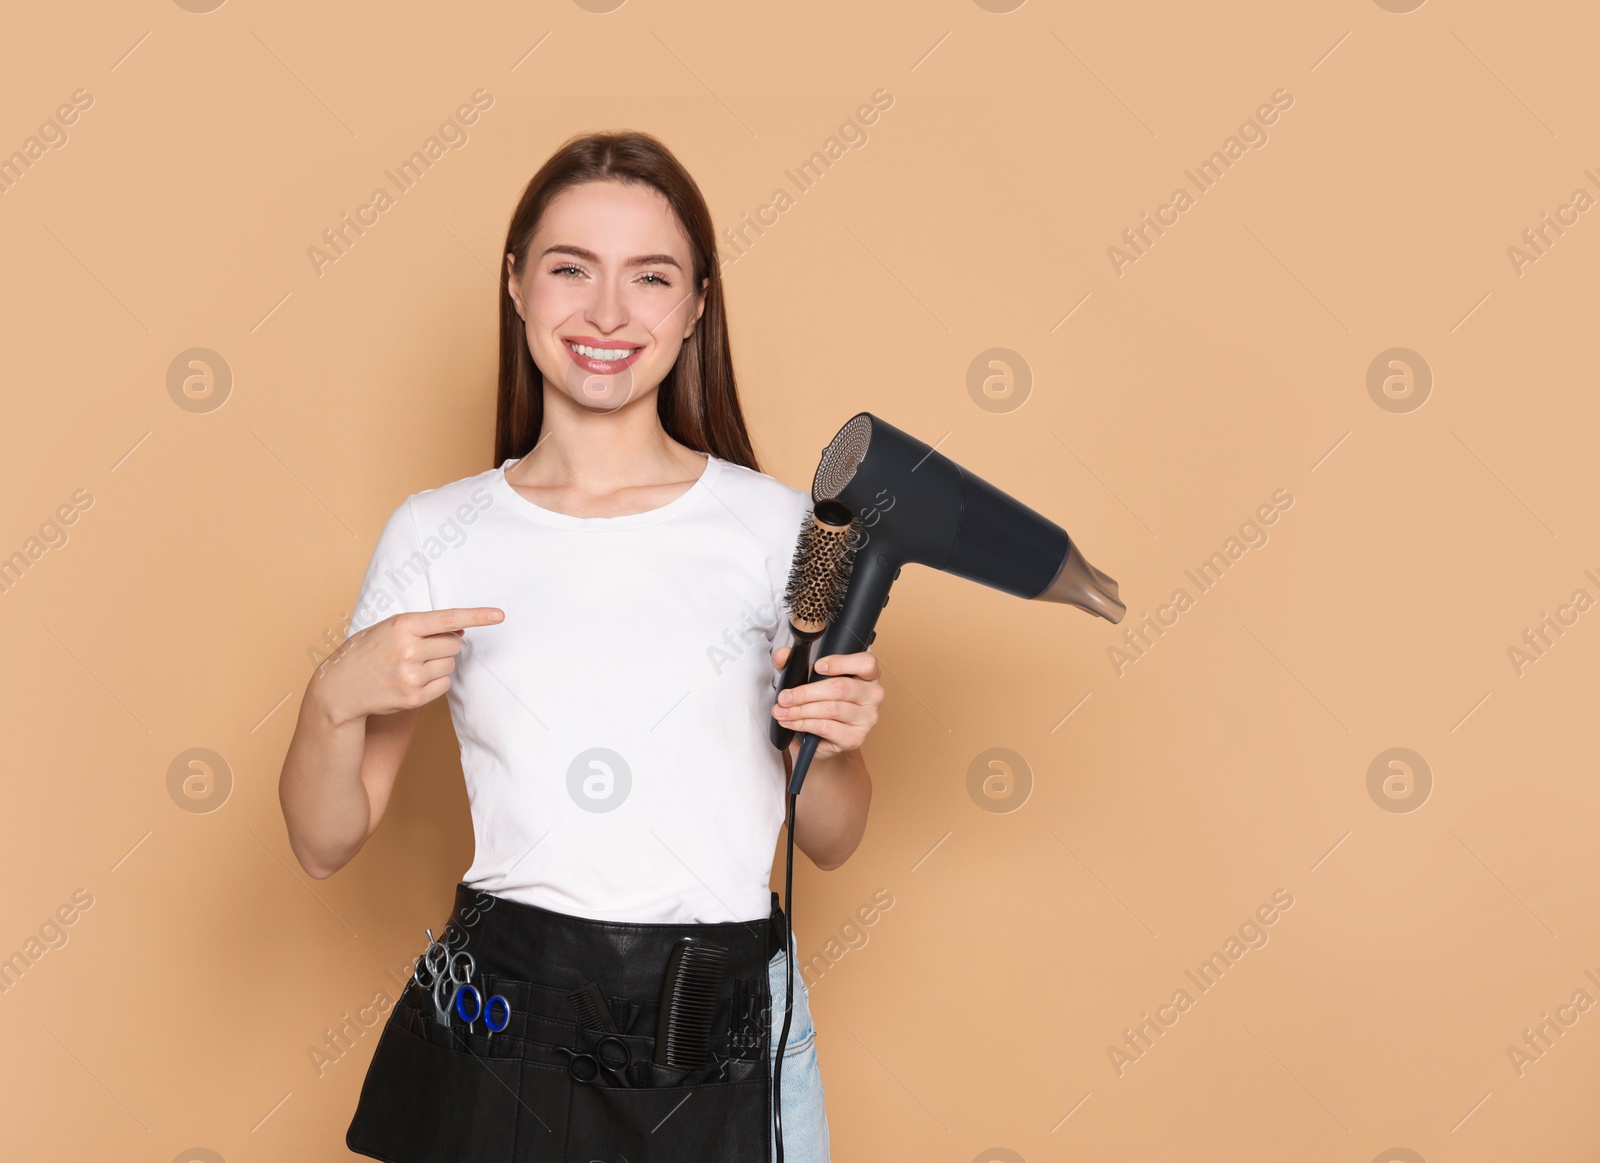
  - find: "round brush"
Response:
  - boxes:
[769,499,861,752]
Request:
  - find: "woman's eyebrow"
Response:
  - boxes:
[540,244,682,270]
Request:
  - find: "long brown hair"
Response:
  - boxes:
[494,132,759,472]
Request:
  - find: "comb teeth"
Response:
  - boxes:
[654,938,730,1068]
[783,505,862,630]
[568,983,618,1033]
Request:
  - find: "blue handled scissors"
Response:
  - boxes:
[560,1035,635,1087]
[412,927,511,1037]
[453,982,512,1039]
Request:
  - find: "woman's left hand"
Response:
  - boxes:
[771,646,885,757]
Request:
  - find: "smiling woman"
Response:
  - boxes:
[504,188,698,423]
[284,131,872,1163]
[492,134,741,471]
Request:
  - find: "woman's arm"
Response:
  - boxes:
[279,685,418,879]
[278,607,503,878]
[788,745,872,870]
[772,647,882,870]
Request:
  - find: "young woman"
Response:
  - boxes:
[277,132,880,1162]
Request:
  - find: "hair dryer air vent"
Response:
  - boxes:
[813,414,873,499]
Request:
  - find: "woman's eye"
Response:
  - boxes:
[639,272,671,287]
[550,264,584,278]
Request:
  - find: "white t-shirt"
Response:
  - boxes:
[342,452,812,924]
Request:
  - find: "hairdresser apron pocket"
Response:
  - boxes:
[563,1075,770,1163]
[346,1002,523,1163]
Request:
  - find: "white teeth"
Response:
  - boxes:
[570,342,636,362]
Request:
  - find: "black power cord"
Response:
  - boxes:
[771,788,796,1162]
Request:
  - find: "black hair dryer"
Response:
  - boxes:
[785,412,1127,794]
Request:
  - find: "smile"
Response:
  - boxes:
[563,339,644,375]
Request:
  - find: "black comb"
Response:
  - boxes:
[653,937,730,1067]
[568,982,619,1033]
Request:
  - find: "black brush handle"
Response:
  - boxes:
[768,622,822,750]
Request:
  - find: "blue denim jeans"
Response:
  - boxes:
[768,941,832,1162]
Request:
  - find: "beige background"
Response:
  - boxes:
[2,0,1596,1160]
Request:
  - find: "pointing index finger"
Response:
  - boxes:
[409,607,505,636]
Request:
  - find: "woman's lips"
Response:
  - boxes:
[563,338,644,376]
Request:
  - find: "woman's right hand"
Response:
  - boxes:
[310,607,505,725]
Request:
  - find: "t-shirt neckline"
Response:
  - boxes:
[493,452,722,529]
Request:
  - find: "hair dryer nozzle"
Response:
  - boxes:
[1035,540,1125,623]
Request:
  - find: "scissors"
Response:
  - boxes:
[560,1035,635,1087]
[452,982,512,1039]
[412,927,512,1037]
[412,928,476,1029]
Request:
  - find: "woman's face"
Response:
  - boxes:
[507,179,706,414]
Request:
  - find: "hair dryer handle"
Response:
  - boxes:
[787,550,901,795]
[812,547,899,661]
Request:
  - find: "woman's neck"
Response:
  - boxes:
[502,384,708,515]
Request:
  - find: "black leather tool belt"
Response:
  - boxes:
[347,882,783,1163]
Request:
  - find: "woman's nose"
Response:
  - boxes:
[585,276,628,333]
